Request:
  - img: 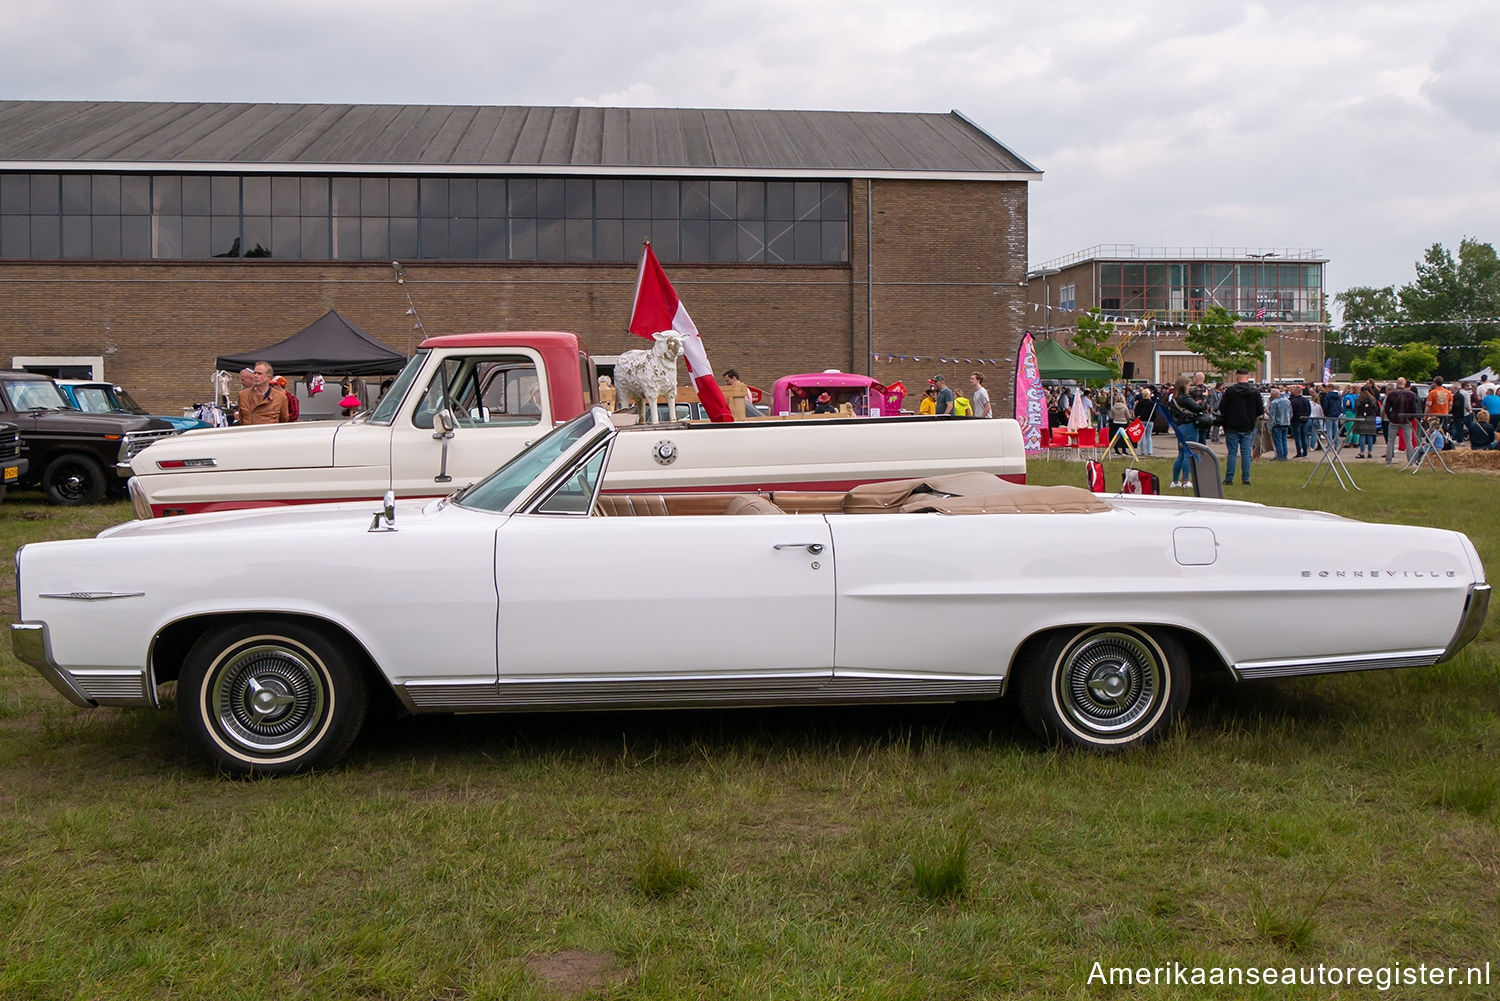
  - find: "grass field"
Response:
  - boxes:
[2,456,1497,1000]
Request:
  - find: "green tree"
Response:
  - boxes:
[1183,305,1268,375]
[1479,338,1500,375]
[1333,285,1400,369]
[1068,310,1119,381]
[1349,342,1439,382]
[1396,239,1500,375]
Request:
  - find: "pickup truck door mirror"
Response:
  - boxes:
[433,409,456,483]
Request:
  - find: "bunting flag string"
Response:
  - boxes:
[870,311,1500,368]
[870,353,1003,365]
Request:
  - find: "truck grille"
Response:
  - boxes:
[120,428,179,462]
[0,426,19,463]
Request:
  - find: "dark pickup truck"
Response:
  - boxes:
[0,421,26,501]
[0,371,176,505]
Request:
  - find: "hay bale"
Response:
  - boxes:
[1433,448,1500,471]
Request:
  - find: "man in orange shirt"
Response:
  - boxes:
[237,360,290,425]
[1425,376,1453,417]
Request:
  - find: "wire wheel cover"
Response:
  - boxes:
[1058,630,1163,733]
[210,643,329,753]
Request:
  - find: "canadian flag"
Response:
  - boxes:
[628,242,734,422]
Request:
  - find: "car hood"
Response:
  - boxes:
[131,420,344,474]
[98,496,444,540]
[17,410,173,433]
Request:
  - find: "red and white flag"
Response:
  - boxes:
[628,242,733,422]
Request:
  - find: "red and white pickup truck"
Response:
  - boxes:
[129,331,1026,517]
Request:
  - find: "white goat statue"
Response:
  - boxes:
[613,331,685,424]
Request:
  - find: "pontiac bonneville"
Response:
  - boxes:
[13,407,1490,774]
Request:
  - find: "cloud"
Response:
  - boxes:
[1420,13,1500,132]
[0,0,1493,294]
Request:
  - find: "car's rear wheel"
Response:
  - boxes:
[177,620,368,775]
[42,452,107,505]
[1018,625,1188,750]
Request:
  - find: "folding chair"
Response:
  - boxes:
[1185,442,1223,499]
[1121,468,1159,494]
[1075,428,1101,461]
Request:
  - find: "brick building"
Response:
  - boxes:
[0,102,1038,415]
[1025,245,1329,385]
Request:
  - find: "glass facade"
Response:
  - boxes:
[0,173,850,265]
[1095,260,1323,322]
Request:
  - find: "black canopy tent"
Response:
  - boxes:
[215,310,407,377]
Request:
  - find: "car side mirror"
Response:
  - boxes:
[436,408,456,433]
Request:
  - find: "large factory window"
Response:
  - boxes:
[0,171,850,266]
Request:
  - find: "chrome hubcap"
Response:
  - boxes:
[1060,630,1164,734]
[210,642,328,753]
[1086,664,1131,704]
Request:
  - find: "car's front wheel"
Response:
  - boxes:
[177,620,369,775]
[1017,625,1188,750]
[42,452,107,505]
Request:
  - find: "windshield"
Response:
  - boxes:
[365,351,428,425]
[456,410,609,513]
[70,386,116,413]
[2,379,70,411]
[112,387,150,415]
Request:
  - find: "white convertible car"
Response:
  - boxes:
[12,408,1491,774]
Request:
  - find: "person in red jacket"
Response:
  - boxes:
[272,376,300,422]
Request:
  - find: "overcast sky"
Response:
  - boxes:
[2,0,1496,310]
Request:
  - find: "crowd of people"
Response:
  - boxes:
[1044,371,1500,490]
[915,372,994,418]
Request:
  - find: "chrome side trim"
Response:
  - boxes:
[11,623,93,707]
[68,670,156,706]
[1231,649,1445,681]
[38,591,145,601]
[395,671,1005,714]
[1442,583,1490,660]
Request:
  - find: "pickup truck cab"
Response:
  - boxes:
[0,371,176,505]
[57,379,214,432]
[129,331,1026,517]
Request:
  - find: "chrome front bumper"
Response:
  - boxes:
[10,622,157,708]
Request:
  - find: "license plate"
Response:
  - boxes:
[3,465,16,482]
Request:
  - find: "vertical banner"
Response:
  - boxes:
[1014,331,1048,454]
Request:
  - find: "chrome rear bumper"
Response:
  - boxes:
[1443,583,1491,660]
[10,622,156,708]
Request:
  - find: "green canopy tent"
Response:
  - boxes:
[1033,337,1113,381]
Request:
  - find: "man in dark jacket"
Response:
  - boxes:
[1288,385,1312,457]
[1219,369,1265,485]
[1320,384,1344,448]
[1383,377,1419,464]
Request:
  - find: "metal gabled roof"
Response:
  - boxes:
[0,101,1040,180]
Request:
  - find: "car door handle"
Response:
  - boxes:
[773,542,824,554]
